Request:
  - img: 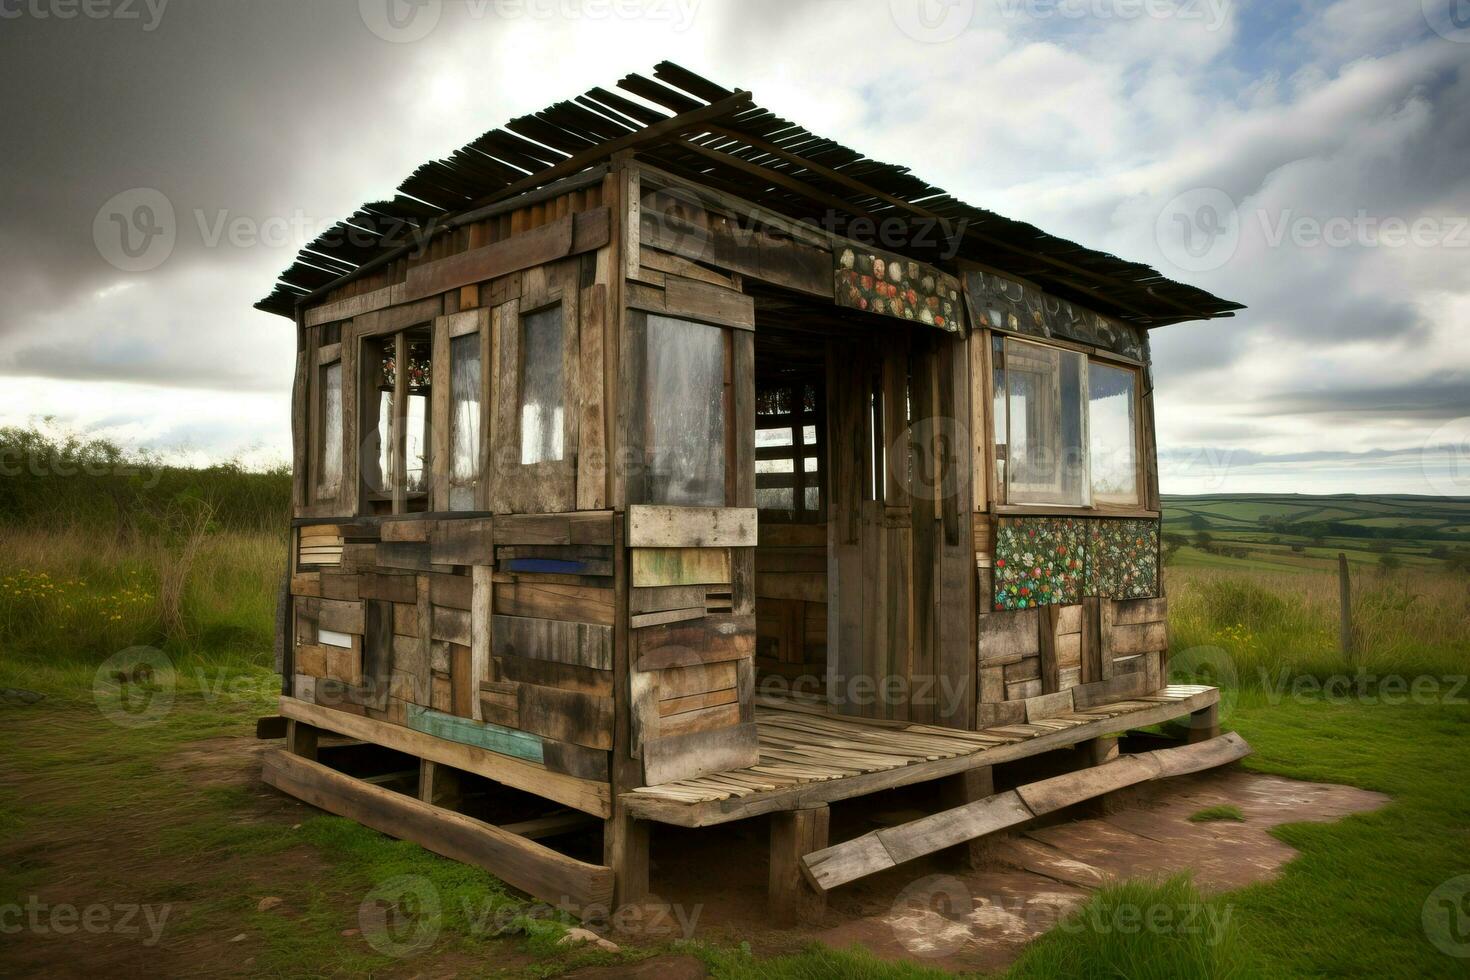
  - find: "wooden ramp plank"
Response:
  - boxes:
[798,732,1250,893]
[261,749,613,911]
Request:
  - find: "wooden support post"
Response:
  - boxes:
[419,759,463,810]
[939,766,1000,869]
[1078,736,1130,815]
[770,804,829,922]
[1187,702,1221,744]
[1338,552,1352,665]
[285,719,319,761]
[604,810,650,910]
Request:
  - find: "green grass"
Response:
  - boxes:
[1189,805,1245,823]
[1007,877,1256,979]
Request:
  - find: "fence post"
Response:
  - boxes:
[1338,552,1352,665]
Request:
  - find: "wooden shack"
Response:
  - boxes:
[258,63,1248,918]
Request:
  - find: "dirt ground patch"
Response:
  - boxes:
[1,716,1389,978]
[628,768,1390,974]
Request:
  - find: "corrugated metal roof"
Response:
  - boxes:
[256,61,1242,328]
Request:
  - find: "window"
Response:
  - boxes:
[1088,361,1140,505]
[643,315,727,506]
[755,378,824,521]
[992,336,1141,509]
[360,327,432,513]
[519,305,565,465]
[448,332,482,510]
[316,359,342,497]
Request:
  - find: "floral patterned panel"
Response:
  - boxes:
[1084,518,1161,599]
[992,517,1086,610]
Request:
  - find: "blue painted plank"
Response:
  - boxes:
[406,705,544,764]
[505,558,588,574]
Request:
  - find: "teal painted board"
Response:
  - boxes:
[406,705,544,764]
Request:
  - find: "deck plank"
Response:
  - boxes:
[624,687,1221,827]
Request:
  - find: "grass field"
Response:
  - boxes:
[2,432,1468,977]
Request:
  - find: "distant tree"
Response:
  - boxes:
[1188,514,1210,531]
[1369,540,1393,554]
[1193,530,1213,549]
[1379,553,1402,572]
[1289,542,1306,554]
[1428,545,1450,560]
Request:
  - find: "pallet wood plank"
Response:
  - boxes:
[627,506,758,548]
[279,696,609,817]
[261,749,612,910]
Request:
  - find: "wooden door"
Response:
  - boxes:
[825,331,975,727]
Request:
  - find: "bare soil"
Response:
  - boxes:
[0,722,1389,978]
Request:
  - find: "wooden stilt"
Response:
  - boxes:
[1187,702,1221,743]
[604,808,650,910]
[939,766,998,869]
[419,759,463,810]
[769,804,829,922]
[1078,736,1131,815]
[286,719,319,761]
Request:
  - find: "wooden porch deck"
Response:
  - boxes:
[623,685,1219,827]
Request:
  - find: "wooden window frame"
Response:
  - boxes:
[988,331,1148,516]
[311,335,344,504]
[624,309,736,509]
[431,309,491,512]
[357,324,435,516]
[754,376,827,524]
[489,263,581,514]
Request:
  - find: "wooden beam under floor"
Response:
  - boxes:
[261,748,614,912]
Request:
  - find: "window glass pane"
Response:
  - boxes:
[992,335,1007,496]
[1004,339,1086,505]
[756,427,793,449]
[449,333,481,510]
[317,361,342,495]
[519,306,564,465]
[365,389,391,494]
[403,336,431,495]
[1088,361,1139,504]
[645,315,725,506]
[404,391,428,493]
[757,487,795,511]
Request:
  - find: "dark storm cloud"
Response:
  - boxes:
[1251,373,1470,422]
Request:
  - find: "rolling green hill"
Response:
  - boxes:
[1161,493,1470,572]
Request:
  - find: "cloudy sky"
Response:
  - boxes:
[2,0,1467,494]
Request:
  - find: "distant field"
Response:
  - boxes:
[1162,492,1470,573]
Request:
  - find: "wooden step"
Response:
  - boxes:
[800,732,1251,892]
